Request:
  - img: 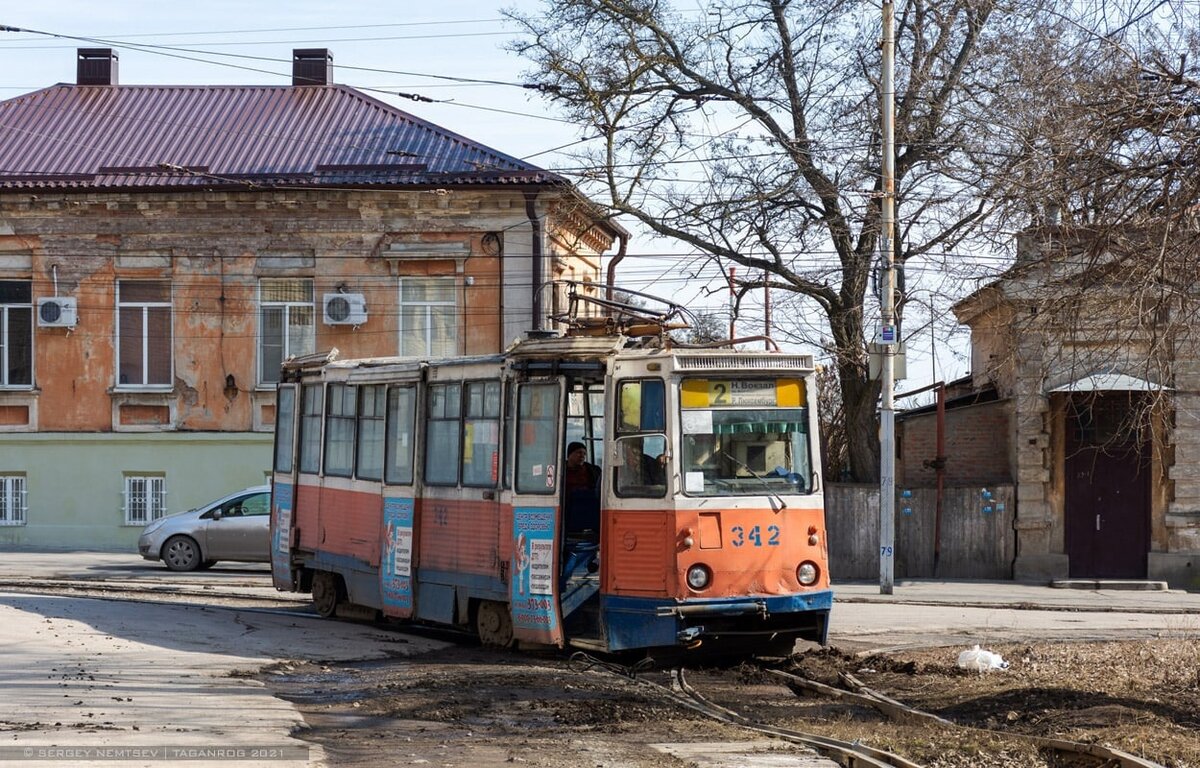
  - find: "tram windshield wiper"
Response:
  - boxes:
[721,451,788,510]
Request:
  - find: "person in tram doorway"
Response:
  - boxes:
[564,441,601,538]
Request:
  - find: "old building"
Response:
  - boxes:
[0,48,619,549]
[951,228,1199,588]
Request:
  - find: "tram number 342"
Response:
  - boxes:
[730,524,781,547]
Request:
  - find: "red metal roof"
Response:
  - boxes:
[0,84,564,190]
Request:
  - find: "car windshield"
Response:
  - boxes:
[679,378,813,497]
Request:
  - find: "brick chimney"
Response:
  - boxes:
[77,48,118,85]
[292,49,333,86]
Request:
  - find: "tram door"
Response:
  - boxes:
[507,379,566,646]
[270,383,300,590]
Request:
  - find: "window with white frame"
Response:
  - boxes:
[117,281,172,387]
[0,281,32,388]
[124,475,166,525]
[259,278,315,385]
[399,277,456,357]
[0,475,27,525]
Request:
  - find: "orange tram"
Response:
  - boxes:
[270,325,831,655]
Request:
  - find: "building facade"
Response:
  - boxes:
[0,49,618,549]
[951,229,1199,588]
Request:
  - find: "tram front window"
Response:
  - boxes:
[680,408,812,496]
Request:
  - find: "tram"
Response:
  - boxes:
[269,289,831,655]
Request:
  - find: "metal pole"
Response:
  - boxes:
[763,272,771,349]
[728,266,737,340]
[879,0,897,594]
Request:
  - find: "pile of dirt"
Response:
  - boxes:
[264,639,1200,768]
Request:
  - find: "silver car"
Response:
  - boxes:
[137,485,272,571]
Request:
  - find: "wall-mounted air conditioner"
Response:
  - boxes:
[37,297,78,328]
[322,293,368,325]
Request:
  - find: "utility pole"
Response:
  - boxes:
[879,0,897,595]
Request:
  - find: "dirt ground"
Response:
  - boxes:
[260,634,1200,768]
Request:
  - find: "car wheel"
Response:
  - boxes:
[162,535,202,571]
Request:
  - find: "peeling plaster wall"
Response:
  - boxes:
[0,187,607,549]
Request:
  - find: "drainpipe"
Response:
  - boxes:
[523,191,543,331]
[933,382,946,576]
[605,231,629,313]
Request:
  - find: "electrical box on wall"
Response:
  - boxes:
[322,293,368,325]
[37,297,78,328]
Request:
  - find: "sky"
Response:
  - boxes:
[0,1,970,396]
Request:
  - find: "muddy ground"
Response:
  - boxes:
[261,634,1200,768]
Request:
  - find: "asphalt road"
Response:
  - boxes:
[1,551,1197,767]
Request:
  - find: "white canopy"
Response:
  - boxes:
[1049,372,1170,392]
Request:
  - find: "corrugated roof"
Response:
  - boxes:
[0,84,565,190]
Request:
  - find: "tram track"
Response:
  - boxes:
[0,576,316,617]
[571,653,923,768]
[574,651,1173,768]
[761,664,1168,768]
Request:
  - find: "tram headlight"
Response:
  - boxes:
[796,561,820,586]
[685,564,712,591]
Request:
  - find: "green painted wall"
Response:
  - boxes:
[0,432,272,551]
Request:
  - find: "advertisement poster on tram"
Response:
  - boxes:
[270,482,292,589]
[381,497,415,615]
[511,506,558,636]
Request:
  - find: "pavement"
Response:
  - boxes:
[832,578,1200,614]
[0,551,1198,613]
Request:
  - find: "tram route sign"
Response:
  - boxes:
[706,379,777,407]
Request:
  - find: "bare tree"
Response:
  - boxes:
[509,0,1200,481]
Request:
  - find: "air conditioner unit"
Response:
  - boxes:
[37,297,78,328]
[322,293,368,325]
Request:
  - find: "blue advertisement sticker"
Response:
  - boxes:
[511,506,557,632]
[270,482,293,588]
[381,497,416,613]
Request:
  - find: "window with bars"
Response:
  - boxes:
[117,281,172,387]
[259,278,315,386]
[124,475,166,525]
[399,277,457,357]
[0,281,32,389]
[0,475,27,525]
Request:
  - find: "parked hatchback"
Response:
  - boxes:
[137,485,272,571]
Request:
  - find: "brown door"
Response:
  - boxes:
[1064,395,1150,579]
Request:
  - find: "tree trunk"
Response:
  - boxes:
[841,367,882,483]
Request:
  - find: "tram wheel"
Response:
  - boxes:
[311,571,342,618]
[475,601,514,647]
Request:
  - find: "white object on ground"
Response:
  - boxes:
[956,644,1009,671]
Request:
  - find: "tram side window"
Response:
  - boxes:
[324,384,356,478]
[298,384,324,474]
[462,380,501,487]
[274,386,296,474]
[425,383,462,486]
[356,385,386,481]
[515,382,559,495]
[385,386,416,485]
